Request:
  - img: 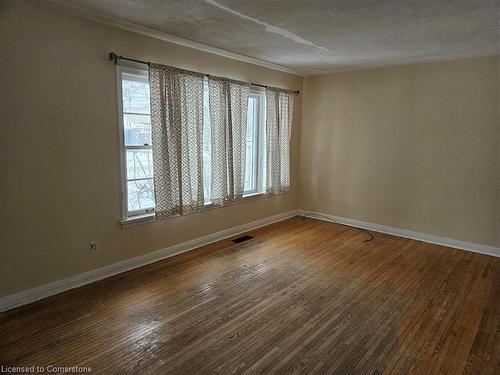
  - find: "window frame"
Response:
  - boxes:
[244,87,266,196]
[116,64,155,221]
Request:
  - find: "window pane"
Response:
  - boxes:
[123,114,152,146]
[126,149,153,179]
[122,75,150,114]
[245,141,255,191]
[202,78,212,202]
[127,179,154,212]
[244,96,258,193]
[247,97,256,141]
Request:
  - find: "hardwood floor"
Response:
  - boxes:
[1,217,499,374]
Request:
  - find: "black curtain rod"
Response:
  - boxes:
[109,52,300,95]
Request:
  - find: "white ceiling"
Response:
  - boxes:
[57,0,499,75]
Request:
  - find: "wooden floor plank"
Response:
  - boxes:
[0,217,498,374]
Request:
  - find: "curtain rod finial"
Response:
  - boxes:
[109,52,118,64]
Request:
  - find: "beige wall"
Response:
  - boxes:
[0,1,302,297]
[300,56,499,247]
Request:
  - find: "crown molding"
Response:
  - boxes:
[46,0,302,76]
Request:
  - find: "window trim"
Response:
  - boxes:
[116,64,155,221]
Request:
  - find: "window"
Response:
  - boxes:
[201,82,266,203]
[117,66,155,219]
[244,89,266,194]
[117,67,266,220]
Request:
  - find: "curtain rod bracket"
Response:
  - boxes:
[109,52,118,65]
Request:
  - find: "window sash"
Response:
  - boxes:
[117,65,154,219]
[126,177,155,215]
[123,111,150,116]
[244,93,259,195]
[244,89,265,196]
[125,145,152,150]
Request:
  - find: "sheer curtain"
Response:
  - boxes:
[149,63,205,219]
[265,87,295,195]
[208,76,250,205]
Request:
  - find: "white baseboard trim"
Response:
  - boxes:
[0,210,299,313]
[299,210,500,258]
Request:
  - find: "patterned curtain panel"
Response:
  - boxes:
[265,87,295,195]
[208,76,250,205]
[149,63,205,219]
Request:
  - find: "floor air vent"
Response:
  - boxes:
[231,235,254,244]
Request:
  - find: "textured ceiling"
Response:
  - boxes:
[59,0,499,74]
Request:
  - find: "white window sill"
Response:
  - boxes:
[120,191,271,228]
[120,212,155,228]
[203,191,265,208]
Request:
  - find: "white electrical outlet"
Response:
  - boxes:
[89,240,99,253]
